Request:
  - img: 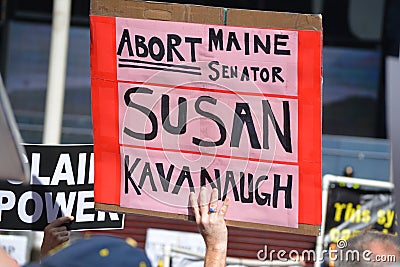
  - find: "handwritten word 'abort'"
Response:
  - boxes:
[117,28,292,63]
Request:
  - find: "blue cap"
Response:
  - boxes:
[24,236,151,267]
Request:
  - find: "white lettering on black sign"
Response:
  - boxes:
[0,145,124,231]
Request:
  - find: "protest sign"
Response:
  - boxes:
[321,183,395,266]
[324,184,395,245]
[91,0,322,234]
[0,145,124,231]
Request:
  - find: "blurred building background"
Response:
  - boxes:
[1,0,398,182]
[0,1,399,265]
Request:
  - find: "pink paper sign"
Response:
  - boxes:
[116,18,299,228]
[120,147,298,227]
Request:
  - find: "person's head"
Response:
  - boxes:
[335,231,400,267]
[24,235,151,267]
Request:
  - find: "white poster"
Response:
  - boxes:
[0,235,28,265]
[145,228,206,267]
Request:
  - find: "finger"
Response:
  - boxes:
[48,216,74,228]
[53,226,68,233]
[189,192,200,223]
[56,230,70,237]
[57,235,70,243]
[209,188,218,212]
[199,186,208,216]
[218,197,230,217]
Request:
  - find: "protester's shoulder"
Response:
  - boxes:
[0,247,20,267]
[25,235,151,267]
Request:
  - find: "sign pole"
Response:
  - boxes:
[314,175,330,267]
[42,0,72,144]
[40,0,72,254]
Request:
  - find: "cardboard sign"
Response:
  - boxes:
[0,145,124,231]
[91,0,322,235]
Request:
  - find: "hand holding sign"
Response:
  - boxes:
[40,216,74,260]
[190,187,230,267]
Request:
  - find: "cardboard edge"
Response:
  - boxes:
[90,0,322,31]
[226,9,322,31]
[91,0,225,24]
[95,203,320,236]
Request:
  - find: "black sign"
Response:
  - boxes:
[0,145,124,231]
[324,184,395,247]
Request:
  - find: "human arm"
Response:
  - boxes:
[190,187,230,267]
